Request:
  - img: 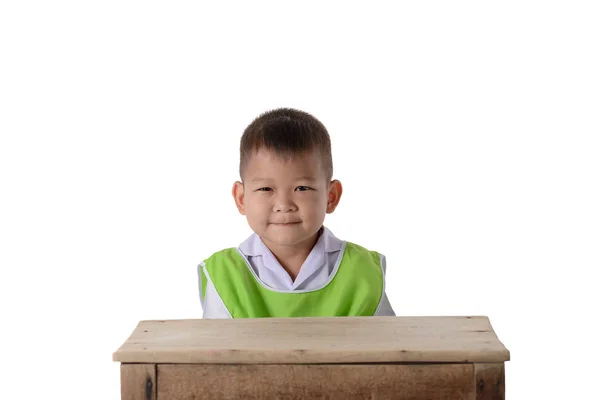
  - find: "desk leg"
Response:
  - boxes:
[121,363,157,400]
[474,363,505,400]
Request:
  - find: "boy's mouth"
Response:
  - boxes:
[270,221,301,225]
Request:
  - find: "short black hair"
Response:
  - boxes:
[239,108,333,182]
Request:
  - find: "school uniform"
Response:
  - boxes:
[198,226,395,318]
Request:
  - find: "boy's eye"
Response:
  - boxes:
[256,187,311,192]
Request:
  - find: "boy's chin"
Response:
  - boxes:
[261,230,313,247]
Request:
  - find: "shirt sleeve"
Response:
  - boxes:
[197,263,206,310]
[375,293,396,316]
[198,262,232,319]
[375,254,396,316]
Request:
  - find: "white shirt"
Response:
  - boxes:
[199,226,395,318]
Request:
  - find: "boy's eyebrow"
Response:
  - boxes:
[295,176,317,182]
[251,178,271,183]
[251,176,317,183]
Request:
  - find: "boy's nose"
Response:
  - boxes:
[275,203,297,212]
[274,196,298,212]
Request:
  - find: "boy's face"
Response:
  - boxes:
[232,148,342,250]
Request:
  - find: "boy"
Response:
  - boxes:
[198,108,395,318]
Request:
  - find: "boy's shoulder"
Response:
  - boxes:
[344,240,383,257]
[203,247,239,263]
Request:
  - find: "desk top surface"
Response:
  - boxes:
[113,316,510,364]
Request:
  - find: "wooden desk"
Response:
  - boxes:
[113,316,510,399]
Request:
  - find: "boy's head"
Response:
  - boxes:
[232,108,343,250]
[238,108,333,182]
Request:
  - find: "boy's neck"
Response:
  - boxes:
[262,228,322,282]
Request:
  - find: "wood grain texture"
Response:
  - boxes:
[475,363,505,400]
[120,364,156,400]
[157,363,475,400]
[113,316,510,364]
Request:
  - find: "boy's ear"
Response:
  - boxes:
[326,180,343,214]
[232,181,246,215]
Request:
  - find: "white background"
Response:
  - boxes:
[1,1,598,399]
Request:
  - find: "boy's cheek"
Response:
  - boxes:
[245,209,265,222]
